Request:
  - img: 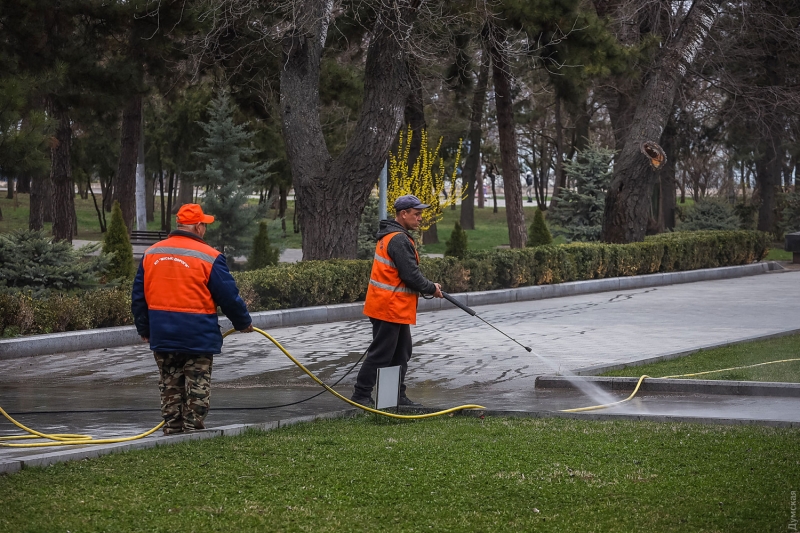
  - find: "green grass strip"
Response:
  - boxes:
[0,416,796,532]
[601,333,800,383]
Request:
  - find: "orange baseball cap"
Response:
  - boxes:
[176,204,215,225]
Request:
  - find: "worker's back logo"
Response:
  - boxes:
[153,256,191,268]
[640,141,667,170]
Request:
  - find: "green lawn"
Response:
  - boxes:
[601,333,800,382]
[0,415,795,532]
[766,247,793,261]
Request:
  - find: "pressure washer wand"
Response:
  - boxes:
[441,291,532,353]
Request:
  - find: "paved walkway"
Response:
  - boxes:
[2,270,800,460]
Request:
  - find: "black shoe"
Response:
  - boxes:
[398,395,423,407]
[350,396,375,408]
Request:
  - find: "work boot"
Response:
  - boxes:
[350,396,375,408]
[398,395,423,407]
[163,427,184,436]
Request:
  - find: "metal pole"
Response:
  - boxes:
[135,109,147,231]
[378,160,388,220]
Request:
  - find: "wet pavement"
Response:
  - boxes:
[2,270,800,460]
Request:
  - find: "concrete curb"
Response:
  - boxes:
[0,261,780,360]
[0,409,360,475]
[534,375,800,397]
[572,327,800,376]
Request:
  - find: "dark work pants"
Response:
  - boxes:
[353,318,412,399]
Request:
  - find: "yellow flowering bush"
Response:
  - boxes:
[388,127,464,232]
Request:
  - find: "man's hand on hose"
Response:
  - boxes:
[240,323,254,333]
[433,283,443,298]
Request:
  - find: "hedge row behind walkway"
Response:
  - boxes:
[0,230,769,337]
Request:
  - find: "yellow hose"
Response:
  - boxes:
[561,358,800,413]
[222,327,485,420]
[0,327,484,447]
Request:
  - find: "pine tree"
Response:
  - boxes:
[527,208,553,247]
[248,220,280,269]
[548,144,615,242]
[103,201,135,280]
[444,222,468,259]
[190,92,272,260]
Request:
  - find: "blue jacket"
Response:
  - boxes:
[131,230,252,355]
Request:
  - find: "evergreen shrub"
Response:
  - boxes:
[0,229,107,292]
[548,143,614,241]
[0,231,770,337]
[248,221,280,270]
[357,196,380,260]
[781,189,800,235]
[103,201,135,280]
[527,209,553,247]
[444,222,468,259]
[678,198,741,231]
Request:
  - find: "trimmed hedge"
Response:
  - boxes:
[0,231,769,337]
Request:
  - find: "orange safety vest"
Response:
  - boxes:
[142,235,221,315]
[363,232,420,325]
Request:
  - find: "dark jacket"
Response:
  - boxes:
[131,230,251,355]
[376,219,437,295]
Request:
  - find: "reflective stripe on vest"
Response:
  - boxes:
[143,236,221,315]
[363,232,420,325]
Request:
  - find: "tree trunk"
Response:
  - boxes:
[5,177,13,199]
[47,98,75,243]
[536,136,550,210]
[659,119,677,231]
[489,26,526,248]
[101,174,113,212]
[165,170,175,232]
[89,174,107,233]
[146,174,155,223]
[601,0,720,243]
[755,136,782,235]
[476,156,485,209]
[405,61,439,245]
[404,62,426,180]
[29,173,48,230]
[158,151,165,231]
[460,47,490,231]
[114,94,143,232]
[487,164,498,214]
[279,183,288,233]
[549,94,565,209]
[280,0,418,260]
[17,175,30,194]
[176,174,193,209]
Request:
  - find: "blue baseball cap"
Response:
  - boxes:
[394,194,430,212]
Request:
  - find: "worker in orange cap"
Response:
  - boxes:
[132,203,253,435]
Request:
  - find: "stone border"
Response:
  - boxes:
[0,261,782,360]
[0,408,359,475]
[4,403,797,475]
[572,327,800,376]
[534,375,800,397]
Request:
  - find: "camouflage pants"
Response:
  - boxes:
[154,352,213,435]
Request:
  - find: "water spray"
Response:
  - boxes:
[441,292,532,353]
